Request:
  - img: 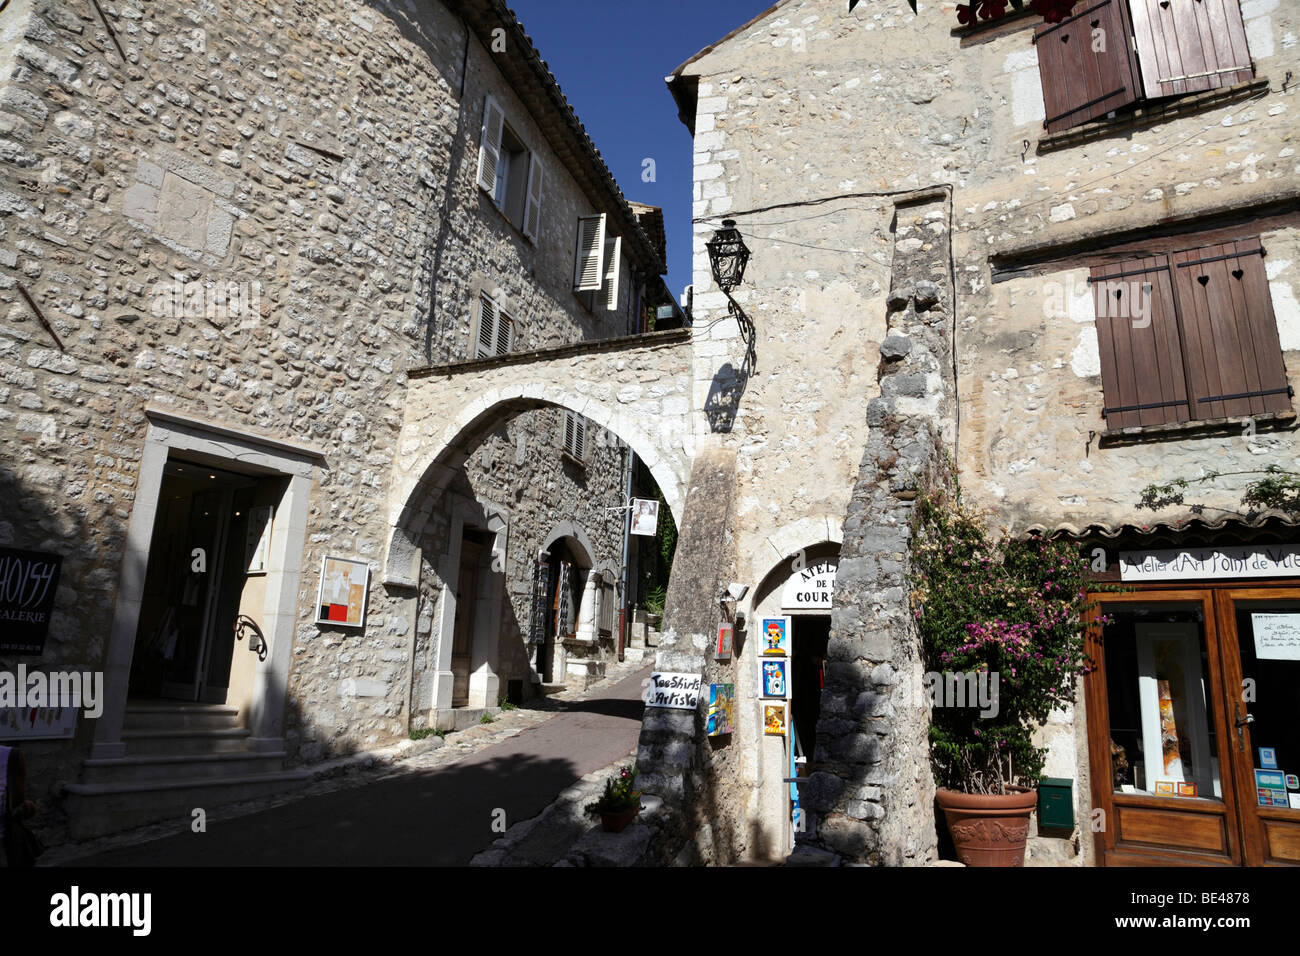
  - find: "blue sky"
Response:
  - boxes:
[507,0,775,301]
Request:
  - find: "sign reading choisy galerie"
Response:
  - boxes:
[0,547,63,656]
[1119,546,1300,582]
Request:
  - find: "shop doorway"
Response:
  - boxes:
[128,459,278,704]
[789,615,830,763]
[1089,586,1300,866]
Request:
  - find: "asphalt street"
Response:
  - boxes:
[63,665,651,866]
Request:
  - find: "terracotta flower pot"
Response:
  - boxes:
[935,786,1037,867]
[599,805,640,833]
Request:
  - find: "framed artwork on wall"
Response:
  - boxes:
[763,702,788,736]
[760,658,788,699]
[316,556,370,628]
[760,616,790,657]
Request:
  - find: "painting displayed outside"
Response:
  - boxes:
[316,556,370,628]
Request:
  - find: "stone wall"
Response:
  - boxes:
[0,0,656,804]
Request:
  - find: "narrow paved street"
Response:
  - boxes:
[59,665,652,867]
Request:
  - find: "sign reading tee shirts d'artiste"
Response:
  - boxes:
[0,547,63,655]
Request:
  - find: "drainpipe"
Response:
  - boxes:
[618,442,634,662]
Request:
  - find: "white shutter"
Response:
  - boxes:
[572,213,606,292]
[562,409,586,461]
[495,310,513,355]
[476,95,505,194]
[603,236,622,312]
[476,292,496,358]
[523,154,544,243]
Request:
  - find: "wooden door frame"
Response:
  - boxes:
[1214,587,1300,866]
[1086,579,1300,866]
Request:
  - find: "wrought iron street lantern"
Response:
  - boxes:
[706,219,751,293]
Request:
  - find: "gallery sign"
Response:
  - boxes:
[0,547,63,656]
[645,672,702,710]
[1119,546,1300,582]
[781,557,837,610]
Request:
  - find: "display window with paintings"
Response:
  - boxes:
[1086,582,1300,867]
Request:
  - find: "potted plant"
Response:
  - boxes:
[586,765,642,833]
[911,463,1095,866]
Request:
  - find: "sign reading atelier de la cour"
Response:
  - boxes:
[0,546,62,655]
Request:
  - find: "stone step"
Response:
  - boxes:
[123,702,242,732]
[120,727,253,756]
[622,646,647,664]
[433,707,502,733]
[81,750,288,786]
[63,770,312,841]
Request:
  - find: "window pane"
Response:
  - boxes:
[1233,602,1300,813]
[1102,603,1222,800]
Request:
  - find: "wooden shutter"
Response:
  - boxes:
[476,292,497,358]
[603,236,623,312]
[495,309,513,356]
[1034,0,1142,133]
[476,95,505,194]
[1129,0,1253,99]
[1171,239,1290,421]
[1091,256,1190,429]
[523,154,544,243]
[573,214,606,291]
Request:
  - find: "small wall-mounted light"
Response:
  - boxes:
[706,219,751,293]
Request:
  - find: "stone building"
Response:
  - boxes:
[0,0,668,839]
[631,0,1300,867]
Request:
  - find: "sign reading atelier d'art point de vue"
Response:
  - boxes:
[1118,545,1300,582]
[0,546,63,656]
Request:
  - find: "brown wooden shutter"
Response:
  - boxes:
[1129,0,1254,99]
[1170,238,1290,421]
[1091,256,1190,429]
[1034,0,1142,133]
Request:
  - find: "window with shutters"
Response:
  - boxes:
[572,214,624,314]
[475,290,514,359]
[1033,0,1254,135]
[476,95,543,243]
[561,409,587,464]
[1091,236,1291,432]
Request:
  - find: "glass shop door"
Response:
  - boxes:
[1216,590,1300,866]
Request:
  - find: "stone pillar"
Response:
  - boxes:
[633,446,738,863]
[793,189,955,866]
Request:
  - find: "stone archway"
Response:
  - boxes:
[382,330,695,586]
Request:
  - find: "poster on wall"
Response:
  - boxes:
[245,505,273,574]
[706,683,734,736]
[0,705,78,741]
[759,616,790,657]
[1250,613,1300,661]
[315,556,370,628]
[715,623,733,661]
[630,498,659,536]
[763,702,788,736]
[0,547,63,656]
[760,659,788,699]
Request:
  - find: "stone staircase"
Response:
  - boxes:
[621,610,661,664]
[63,702,311,840]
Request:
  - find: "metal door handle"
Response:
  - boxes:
[1234,705,1255,751]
